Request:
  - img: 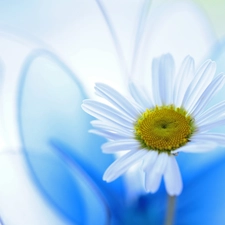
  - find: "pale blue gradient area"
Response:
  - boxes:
[17,49,125,224]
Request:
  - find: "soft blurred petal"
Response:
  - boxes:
[17,49,125,223]
[51,139,126,224]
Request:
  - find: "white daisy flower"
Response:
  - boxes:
[82,54,225,196]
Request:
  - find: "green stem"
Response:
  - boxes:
[164,195,176,225]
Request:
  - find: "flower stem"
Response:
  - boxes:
[164,195,176,225]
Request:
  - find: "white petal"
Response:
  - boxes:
[144,153,169,193]
[95,83,142,118]
[151,57,162,105]
[102,139,140,153]
[182,60,216,110]
[172,142,217,153]
[190,73,225,116]
[199,116,225,132]
[82,100,133,129]
[128,81,153,109]
[103,149,147,182]
[191,133,225,146]
[142,150,158,171]
[151,54,175,105]
[164,156,182,196]
[153,153,169,174]
[145,168,162,193]
[89,129,127,140]
[91,120,133,137]
[158,54,175,105]
[195,100,225,125]
[173,55,195,106]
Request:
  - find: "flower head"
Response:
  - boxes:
[82,54,225,196]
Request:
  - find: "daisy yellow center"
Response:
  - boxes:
[134,105,195,153]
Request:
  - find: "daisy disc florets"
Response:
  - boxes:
[82,54,225,196]
[134,105,196,152]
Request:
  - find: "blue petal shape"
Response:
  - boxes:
[17,49,125,224]
[51,139,125,224]
[23,150,86,224]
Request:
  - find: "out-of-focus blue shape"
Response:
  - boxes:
[0,217,4,225]
[120,189,167,225]
[19,151,86,224]
[17,49,125,224]
[51,139,125,224]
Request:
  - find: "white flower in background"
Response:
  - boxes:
[82,54,225,196]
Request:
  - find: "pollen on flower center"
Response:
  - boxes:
[134,105,196,152]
